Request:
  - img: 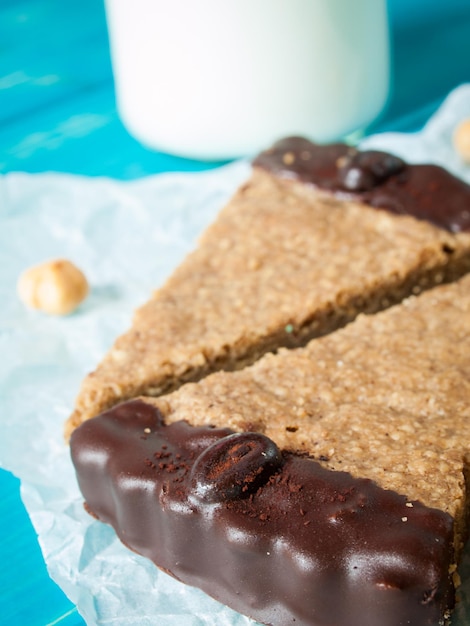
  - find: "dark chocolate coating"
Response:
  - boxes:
[253,137,470,233]
[70,400,455,626]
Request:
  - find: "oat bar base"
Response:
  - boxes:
[66,168,470,436]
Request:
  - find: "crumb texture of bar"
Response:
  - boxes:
[67,165,470,436]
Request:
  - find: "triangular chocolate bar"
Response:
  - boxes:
[71,273,470,625]
[66,139,470,437]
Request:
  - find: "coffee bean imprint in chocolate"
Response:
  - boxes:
[70,400,455,626]
[190,432,284,502]
[254,136,470,233]
[336,150,406,192]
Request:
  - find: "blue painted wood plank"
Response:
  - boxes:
[0,469,85,625]
[0,97,228,178]
[0,0,113,127]
[384,7,470,126]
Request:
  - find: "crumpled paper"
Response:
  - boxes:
[1,84,470,626]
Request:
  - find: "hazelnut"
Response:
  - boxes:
[18,259,89,315]
[453,119,470,163]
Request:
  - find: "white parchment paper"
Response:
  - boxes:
[1,84,470,625]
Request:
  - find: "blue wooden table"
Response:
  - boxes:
[1,1,470,624]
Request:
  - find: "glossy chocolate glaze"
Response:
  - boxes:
[253,137,470,233]
[70,400,454,626]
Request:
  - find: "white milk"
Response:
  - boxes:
[105,0,390,160]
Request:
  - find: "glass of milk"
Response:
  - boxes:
[105,0,390,160]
